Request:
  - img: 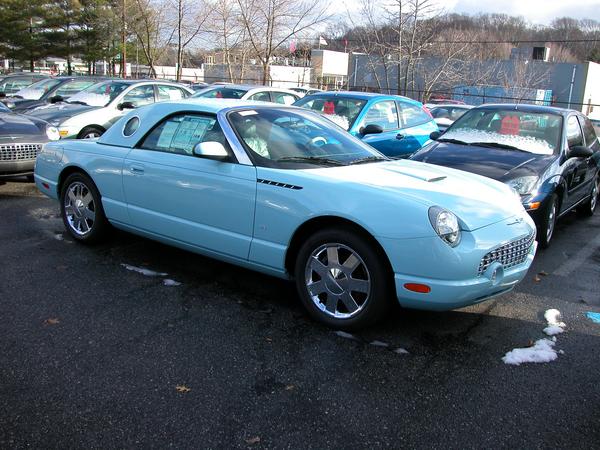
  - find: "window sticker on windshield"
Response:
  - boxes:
[238,110,258,116]
[171,117,214,151]
[500,116,520,135]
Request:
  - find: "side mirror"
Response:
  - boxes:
[117,101,135,111]
[193,141,230,161]
[0,92,5,98]
[49,95,64,104]
[359,123,384,135]
[430,131,442,140]
[569,145,593,159]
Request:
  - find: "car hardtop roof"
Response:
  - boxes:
[303,90,420,103]
[97,98,301,146]
[472,103,575,116]
[428,103,473,109]
[205,84,297,91]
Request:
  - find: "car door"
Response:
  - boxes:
[356,100,404,157]
[246,90,272,103]
[122,112,257,259]
[562,114,590,208]
[396,101,438,153]
[577,113,600,187]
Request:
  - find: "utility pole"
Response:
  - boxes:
[121,0,127,78]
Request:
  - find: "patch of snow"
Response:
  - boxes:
[54,233,64,241]
[334,330,357,340]
[502,338,558,365]
[66,92,109,107]
[15,88,45,100]
[370,340,389,347]
[543,325,564,336]
[544,309,565,328]
[120,263,167,277]
[585,312,600,324]
[443,128,554,155]
[394,348,409,355]
[162,278,181,286]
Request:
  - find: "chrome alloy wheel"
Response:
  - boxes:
[64,181,96,235]
[304,243,371,319]
[591,177,599,212]
[547,200,557,242]
[83,131,101,139]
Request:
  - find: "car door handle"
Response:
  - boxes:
[396,134,405,140]
[129,164,144,174]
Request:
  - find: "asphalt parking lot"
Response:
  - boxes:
[1,179,600,449]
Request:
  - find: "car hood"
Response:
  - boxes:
[307,159,525,231]
[0,112,47,140]
[411,141,556,182]
[3,98,40,111]
[27,102,99,121]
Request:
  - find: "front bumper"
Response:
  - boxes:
[379,213,537,311]
[0,159,35,178]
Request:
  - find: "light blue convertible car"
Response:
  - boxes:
[34,99,537,329]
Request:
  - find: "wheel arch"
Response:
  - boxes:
[57,165,96,196]
[284,215,394,279]
[77,125,106,139]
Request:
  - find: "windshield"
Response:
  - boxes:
[443,109,563,155]
[430,106,470,121]
[294,96,366,130]
[14,78,62,100]
[228,108,386,168]
[66,81,130,106]
[54,79,99,98]
[192,87,248,99]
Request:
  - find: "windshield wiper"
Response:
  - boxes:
[438,138,471,145]
[66,100,88,106]
[348,156,388,165]
[470,142,529,152]
[277,156,347,166]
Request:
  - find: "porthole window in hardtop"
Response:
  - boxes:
[141,114,228,156]
[123,116,140,136]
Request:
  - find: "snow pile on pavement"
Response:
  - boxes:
[121,263,167,277]
[502,308,566,366]
[163,279,182,287]
[502,338,558,365]
[543,309,566,336]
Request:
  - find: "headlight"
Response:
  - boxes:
[428,206,461,247]
[46,125,60,141]
[506,176,538,195]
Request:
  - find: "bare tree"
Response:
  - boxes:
[236,0,330,84]
[168,0,211,81]
[127,0,175,77]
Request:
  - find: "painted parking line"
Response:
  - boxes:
[554,233,600,277]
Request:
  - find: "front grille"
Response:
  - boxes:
[478,232,535,276]
[0,143,43,162]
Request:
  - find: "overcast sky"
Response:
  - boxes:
[445,0,600,24]
[342,0,600,25]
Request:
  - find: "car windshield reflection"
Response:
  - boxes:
[228,108,387,168]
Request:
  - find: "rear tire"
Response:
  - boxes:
[577,175,599,217]
[294,228,392,330]
[60,172,109,244]
[537,193,559,249]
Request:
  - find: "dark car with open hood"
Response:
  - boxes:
[0,102,59,181]
[411,104,600,248]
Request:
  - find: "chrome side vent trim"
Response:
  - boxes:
[257,179,303,190]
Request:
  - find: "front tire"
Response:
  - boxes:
[60,172,109,244]
[78,126,104,139]
[577,175,599,217]
[538,193,559,249]
[294,228,392,330]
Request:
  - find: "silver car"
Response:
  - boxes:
[192,84,300,105]
[28,80,193,139]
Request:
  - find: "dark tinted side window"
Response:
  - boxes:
[578,115,598,146]
[566,115,583,148]
[140,114,228,156]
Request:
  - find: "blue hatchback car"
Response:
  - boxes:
[294,92,438,158]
